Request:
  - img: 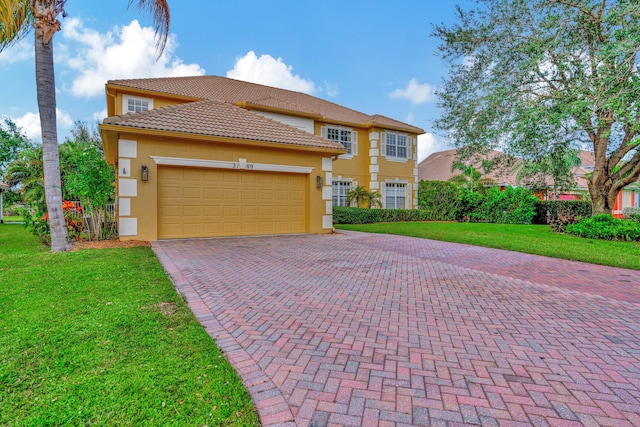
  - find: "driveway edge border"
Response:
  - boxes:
[151,242,295,426]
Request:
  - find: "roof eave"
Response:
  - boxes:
[99,123,347,156]
[236,101,323,120]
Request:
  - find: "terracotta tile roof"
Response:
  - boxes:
[418,149,518,186]
[419,149,594,190]
[367,114,424,134]
[103,100,345,151]
[108,75,425,133]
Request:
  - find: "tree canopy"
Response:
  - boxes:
[434,0,640,214]
[0,118,33,176]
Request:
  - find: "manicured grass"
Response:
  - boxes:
[0,224,259,426]
[1,215,23,222]
[337,222,640,270]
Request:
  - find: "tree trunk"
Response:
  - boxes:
[34,27,70,252]
[588,177,615,215]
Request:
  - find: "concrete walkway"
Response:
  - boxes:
[152,231,640,426]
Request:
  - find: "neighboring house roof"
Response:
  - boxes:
[418,149,518,186]
[418,148,595,190]
[102,100,344,151]
[107,75,425,134]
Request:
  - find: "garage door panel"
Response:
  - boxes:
[158,167,307,239]
[183,169,202,181]
[183,187,202,199]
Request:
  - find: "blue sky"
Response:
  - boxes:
[0,1,471,161]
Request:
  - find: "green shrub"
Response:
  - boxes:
[333,207,441,224]
[333,207,380,224]
[418,180,459,220]
[566,214,640,241]
[455,188,484,221]
[470,187,538,224]
[532,200,592,224]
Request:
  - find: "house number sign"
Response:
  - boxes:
[232,162,254,169]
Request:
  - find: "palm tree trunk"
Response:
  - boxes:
[34,26,70,252]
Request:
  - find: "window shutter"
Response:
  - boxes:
[380,183,386,209]
[321,126,327,139]
[352,130,358,155]
[381,132,387,157]
[406,137,412,160]
[407,183,412,208]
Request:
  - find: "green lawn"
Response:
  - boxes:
[2,215,23,223]
[337,222,640,270]
[0,224,259,426]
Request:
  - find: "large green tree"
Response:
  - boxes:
[516,143,582,199]
[0,0,170,251]
[0,119,33,175]
[434,0,640,214]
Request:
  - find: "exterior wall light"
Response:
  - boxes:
[316,175,323,188]
[141,165,149,182]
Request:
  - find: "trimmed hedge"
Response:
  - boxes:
[532,200,592,224]
[566,214,640,241]
[333,207,439,224]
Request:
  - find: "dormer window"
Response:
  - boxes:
[321,125,358,156]
[123,95,153,114]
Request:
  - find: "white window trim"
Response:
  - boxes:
[383,181,408,210]
[123,94,154,114]
[322,125,358,156]
[382,131,411,161]
[332,179,354,207]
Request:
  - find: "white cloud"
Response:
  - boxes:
[405,112,415,124]
[323,82,339,97]
[61,18,205,98]
[93,109,108,121]
[0,41,33,65]
[14,112,41,140]
[13,109,74,141]
[418,133,443,162]
[227,51,316,94]
[390,78,436,105]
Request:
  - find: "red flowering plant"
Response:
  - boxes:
[33,201,85,243]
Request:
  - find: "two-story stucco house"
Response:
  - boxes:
[100,75,424,241]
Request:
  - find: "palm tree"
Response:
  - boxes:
[448,161,495,193]
[0,0,170,251]
[346,185,382,208]
[4,146,45,207]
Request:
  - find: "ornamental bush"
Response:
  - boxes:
[532,200,592,224]
[418,180,459,221]
[470,187,538,224]
[566,214,640,241]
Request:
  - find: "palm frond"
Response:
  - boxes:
[128,0,170,56]
[0,0,33,51]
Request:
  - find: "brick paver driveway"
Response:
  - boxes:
[152,231,640,426]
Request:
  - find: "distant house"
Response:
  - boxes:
[418,149,639,216]
[0,181,8,224]
[99,75,424,241]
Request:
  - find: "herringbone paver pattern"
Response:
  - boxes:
[152,231,640,426]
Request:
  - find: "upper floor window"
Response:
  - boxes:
[123,95,154,114]
[322,126,358,156]
[384,133,408,159]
